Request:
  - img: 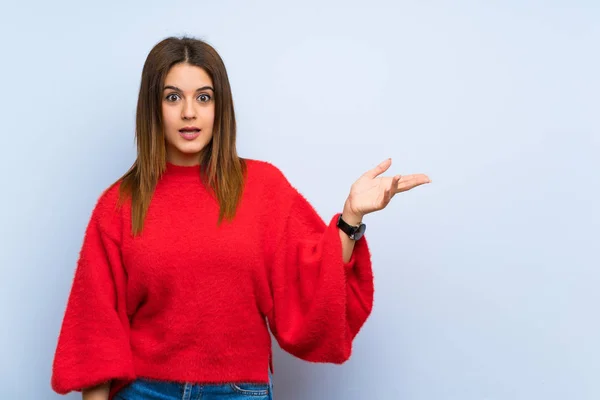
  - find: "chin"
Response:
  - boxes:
[176,138,210,152]
[166,142,207,162]
[179,144,207,154]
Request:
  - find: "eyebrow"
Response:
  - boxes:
[163,85,214,92]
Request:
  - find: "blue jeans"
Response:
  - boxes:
[114,373,274,400]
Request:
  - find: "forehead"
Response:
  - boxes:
[164,63,213,88]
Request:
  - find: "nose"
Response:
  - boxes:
[181,99,196,120]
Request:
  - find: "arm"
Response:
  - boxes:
[51,187,136,395]
[263,157,429,363]
[340,157,431,262]
[82,382,111,400]
[264,188,374,363]
[339,200,363,263]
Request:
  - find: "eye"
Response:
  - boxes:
[198,93,212,102]
[165,93,180,102]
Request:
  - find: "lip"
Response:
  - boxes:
[179,126,201,132]
[179,130,201,140]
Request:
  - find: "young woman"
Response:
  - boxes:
[50,36,430,400]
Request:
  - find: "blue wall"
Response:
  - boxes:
[1,1,598,399]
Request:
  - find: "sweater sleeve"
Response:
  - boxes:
[51,187,136,394]
[265,186,374,364]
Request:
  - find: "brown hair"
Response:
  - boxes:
[116,36,246,235]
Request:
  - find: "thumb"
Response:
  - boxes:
[363,158,392,179]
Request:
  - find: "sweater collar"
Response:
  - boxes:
[164,162,203,177]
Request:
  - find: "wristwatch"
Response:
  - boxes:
[336,214,366,240]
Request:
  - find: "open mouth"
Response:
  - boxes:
[179,127,201,140]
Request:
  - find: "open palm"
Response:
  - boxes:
[345,158,431,217]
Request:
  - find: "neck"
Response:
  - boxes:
[166,147,201,167]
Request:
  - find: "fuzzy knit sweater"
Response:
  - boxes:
[51,159,374,400]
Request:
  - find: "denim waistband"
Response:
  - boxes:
[114,370,274,400]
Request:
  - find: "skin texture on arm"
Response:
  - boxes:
[82,382,111,400]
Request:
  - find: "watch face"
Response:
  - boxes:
[353,223,366,240]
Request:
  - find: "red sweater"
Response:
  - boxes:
[51,159,374,399]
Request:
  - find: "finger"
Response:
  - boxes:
[395,174,431,192]
[399,174,431,184]
[363,158,392,179]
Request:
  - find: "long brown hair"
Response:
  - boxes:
[116,36,246,235]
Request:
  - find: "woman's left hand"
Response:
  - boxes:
[344,158,431,218]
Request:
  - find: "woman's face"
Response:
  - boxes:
[162,63,215,166]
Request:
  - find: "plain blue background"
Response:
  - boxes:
[1,1,598,399]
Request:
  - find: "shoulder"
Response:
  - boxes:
[244,158,295,192]
[242,158,303,216]
[95,180,124,214]
[89,180,126,240]
[243,159,324,235]
[244,158,290,182]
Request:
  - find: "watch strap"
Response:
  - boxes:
[337,214,366,240]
